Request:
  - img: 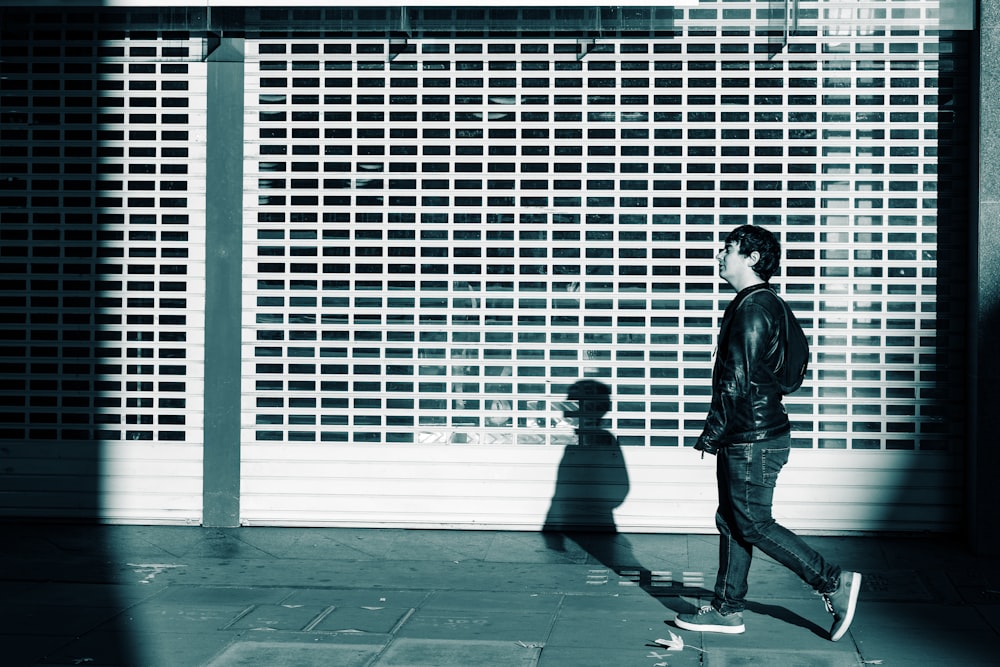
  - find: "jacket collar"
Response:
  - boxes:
[734,282,771,300]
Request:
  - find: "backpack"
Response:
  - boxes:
[770,292,810,394]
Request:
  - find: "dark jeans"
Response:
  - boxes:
[712,435,841,614]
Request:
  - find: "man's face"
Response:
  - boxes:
[716,240,745,285]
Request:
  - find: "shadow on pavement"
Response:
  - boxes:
[540,379,825,638]
[541,380,709,611]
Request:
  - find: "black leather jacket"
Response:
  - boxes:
[694,283,791,454]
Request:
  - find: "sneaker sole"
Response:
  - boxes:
[673,617,746,634]
[830,571,862,642]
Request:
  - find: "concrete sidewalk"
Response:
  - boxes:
[0,525,997,666]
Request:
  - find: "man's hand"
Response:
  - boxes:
[694,438,719,456]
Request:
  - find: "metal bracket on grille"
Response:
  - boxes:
[783,0,800,47]
[205,34,245,63]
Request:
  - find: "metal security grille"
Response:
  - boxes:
[1,2,969,531]
[239,2,969,531]
[0,15,205,521]
[242,8,968,453]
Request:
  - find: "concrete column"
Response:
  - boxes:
[203,37,245,527]
[971,5,1000,554]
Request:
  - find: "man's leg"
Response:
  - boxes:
[728,436,862,641]
[674,448,748,634]
[728,437,840,593]
[712,448,753,614]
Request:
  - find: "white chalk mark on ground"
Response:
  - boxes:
[127,563,187,584]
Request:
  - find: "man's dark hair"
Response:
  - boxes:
[725,224,781,282]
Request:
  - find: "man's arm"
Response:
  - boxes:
[694,304,770,454]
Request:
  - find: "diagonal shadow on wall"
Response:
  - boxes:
[0,5,183,664]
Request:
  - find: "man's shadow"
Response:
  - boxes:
[540,379,824,635]
[542,380,654,590]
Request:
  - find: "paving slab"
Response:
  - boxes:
[150,584,294,606]
[206,640,381,667]
[398,608,554,643]
[704,647,858,666]
[0,633,79,667]
[312,605,414,633]
[26,632,142,667]
[547,600,668,650]
[280,588,430,609]
[116,600,261,635]
[375,638,540,667]
[382,529,500,562]
[234,528,398,561]
[224,603,331,632]
[422,590,564,613]
[2,581,155,607]
[851,600,999,666]
[1,526,998,667]
[741,596,830,639]
[861,568,935,601]
[538,644,704,667]
[485,531,590,564]
[977,601,1000,634]
[42,628,238,667]
[0,603,121,636]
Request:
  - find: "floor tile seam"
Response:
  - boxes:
[225,534,286,560]
[375,590,436,639]
[119,532,189,560]
[48,597,155,648]
[534,591,565,653]
[363,620,408,667]
[240,534,395,560]
[191,600,397,636]
[144,582,301,594]
[228,625,396,644]
[220,604,259,631]
[18,630,91,667]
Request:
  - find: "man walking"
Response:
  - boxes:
[673,225,861,641]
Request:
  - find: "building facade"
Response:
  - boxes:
[0,2,988,537]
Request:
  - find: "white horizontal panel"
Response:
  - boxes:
[239,445,959,532]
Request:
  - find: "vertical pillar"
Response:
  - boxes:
[971,5,1000,554]
[203,37,245,527]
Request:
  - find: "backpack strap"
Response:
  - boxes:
[744,285,792,376]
